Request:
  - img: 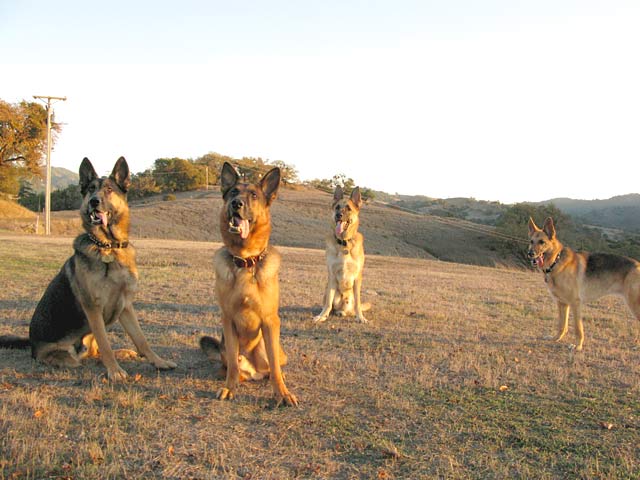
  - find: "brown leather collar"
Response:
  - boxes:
[335,236,348,246]
[230,249,267,269]
[88,233,129,249]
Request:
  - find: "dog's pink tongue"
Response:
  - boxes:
[536,256,544,268]
[335,221,345,236]
[97,212,108,227]
[239,219,250,239]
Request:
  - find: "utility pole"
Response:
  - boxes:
[33,95,66,235]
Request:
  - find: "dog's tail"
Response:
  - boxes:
[0,335,31,349]
[199,335,222,361]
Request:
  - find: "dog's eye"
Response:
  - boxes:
[88,185,96,193]
[105,186,113,193]
[538,240,545,245]
[251,191,257,200]
[230,189,239,197]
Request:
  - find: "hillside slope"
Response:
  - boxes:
[126,188,517,266]
[2,188,523,267]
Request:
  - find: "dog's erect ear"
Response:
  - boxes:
[333,185,344,202]
[79,157,98,195]
[260,167,281,205]
[220,162,240,197]
[527,217,540,236]
[543,217,556,239]
[350,186,362,209]
[110,157,130,192]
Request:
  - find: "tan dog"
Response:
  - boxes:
[528,216,640,350]
[0,157,177,380]
[200,162,298,406]
[314,186,370,323]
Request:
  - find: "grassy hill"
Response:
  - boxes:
[0,234,638,478]
[40,187,518,267]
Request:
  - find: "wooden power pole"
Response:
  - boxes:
[33,95,66,235]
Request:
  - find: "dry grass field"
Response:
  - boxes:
[1,232,639,479]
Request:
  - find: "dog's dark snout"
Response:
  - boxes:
[89,197,100,208]
[231,199,244,210]
[336,212,343,221]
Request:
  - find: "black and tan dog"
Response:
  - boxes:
[528,216,640,350]
[200,162,298,406]
[0,157,176,380]
[314,185,370,323]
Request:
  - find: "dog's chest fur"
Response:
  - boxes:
[73,248,138,324]
[326,235,364,282]
[213,248,280,334]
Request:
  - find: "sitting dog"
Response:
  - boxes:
[0,157,177,380]
[528,216,640,350]
[314,185,370,323]
[200,162,298,406]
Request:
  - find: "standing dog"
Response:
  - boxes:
[314,186,370,323]
[200,162,298,406]
[0,157,176,380]
[528,216,640,350]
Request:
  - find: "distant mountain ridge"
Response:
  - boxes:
[374,191,640,233]
[537,194,640,232]
[28,167,79,192]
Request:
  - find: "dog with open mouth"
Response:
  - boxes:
[528,216,640,351]
[200,162,298,406]
[314,185,370,323]
[0,157,177,380]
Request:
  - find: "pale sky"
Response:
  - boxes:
[2,1,639,204]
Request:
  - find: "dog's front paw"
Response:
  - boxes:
[153,358,177,370]
[356,315,369,324]
[106,365,129,382]
[313,314,327,323]
[216,387,235,401]
[275,390,299,407]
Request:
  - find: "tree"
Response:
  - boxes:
[270,160,299,185]
[0,99,60,194]
[194,152,234,186]
[18,180,41,211]
[129,170,160,199]
[153,158,205,192]
[51,184,81,211]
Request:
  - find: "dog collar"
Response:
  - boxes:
[335,236,348,247]
[88,233,129,249]
[544,250,562,275]
[230,250,266,269]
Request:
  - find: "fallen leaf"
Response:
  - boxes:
[168,445,175,456]
[499,385,509,392]
[33,410,44,418]
[600,422,614,430]
[134,373,143,382]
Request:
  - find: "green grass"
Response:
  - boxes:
[0,233,639,479]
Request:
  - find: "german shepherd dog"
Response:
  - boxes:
[528,216,640,350]
[314,185,370,323]
[199,162,298,406]
[0,157,176,380]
